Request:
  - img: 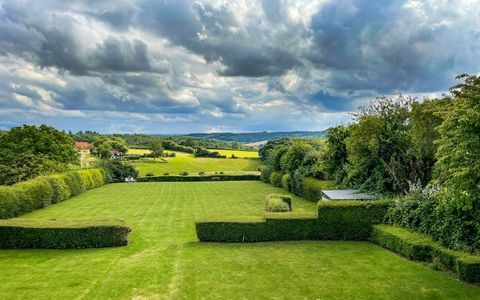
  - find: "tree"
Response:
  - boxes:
[0,153,66,185]
[0,124,78,165]
[91,137,128,159]
[322,125,350,184]
[149,140,164,160]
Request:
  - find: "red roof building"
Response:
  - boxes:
[75,142,93,151]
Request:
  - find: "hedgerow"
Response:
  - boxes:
[0,169,106,219]
[196,200,390,242]
[302,178,336,201]
[372,225,480,284]
[0,219,131,249]
[137,174,260,182]
[269,172,283,187]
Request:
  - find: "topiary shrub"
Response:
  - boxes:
[281,173,291,192]
[265,194,292,212]
[269,171,283,187]
[0,219,131,249]
[302,178,336,201]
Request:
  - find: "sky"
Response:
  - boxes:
[0,0,479,134]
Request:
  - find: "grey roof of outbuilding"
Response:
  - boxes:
[321,189,376,200]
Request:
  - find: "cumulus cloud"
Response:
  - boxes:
[0,0,478,133]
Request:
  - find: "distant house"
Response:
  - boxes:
[75,142,93,151]
[321,190,376,201]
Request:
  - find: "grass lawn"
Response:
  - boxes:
[207,149,259,158]
[132,156,261,176]
[0,181,478,299]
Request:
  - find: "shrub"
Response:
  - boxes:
[259,165,274,183]
[303,178,336,201]
[145,173,154,177]
[371,224,480,284]
[96,160,138,183]
[199,171,205,176]
[163,172,169,176]
[269,172,283,187]
[0,219,131,249]
[180,171,189,176]
[316,200,391,240]
[281,173,291,192]
[265,194,292,212]
[0,169,106,219]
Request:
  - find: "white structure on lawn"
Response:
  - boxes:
[321,190,376,201]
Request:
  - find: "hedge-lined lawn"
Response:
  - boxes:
[1,182,479,299]
[132,156,261,176]
[207,148,259,158]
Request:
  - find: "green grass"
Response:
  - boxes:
[207,149,259,158]
[0,181,478,299]
[132,155,261,176]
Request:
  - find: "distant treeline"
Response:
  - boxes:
[186,131,327,143]
[70,133,256,151]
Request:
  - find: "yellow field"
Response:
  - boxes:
[128,148,151,155]
[207,149,259,158]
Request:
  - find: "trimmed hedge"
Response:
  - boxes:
[281,173,291,192]
[137,174,260,182]
[372,225,480,284]
[302,178,336,201]
[196,200,390,242]
[265,194,292,212]
[0,219,131,249]
[316,200,391,240]
[0,169,106,219]
[269,172,283,187]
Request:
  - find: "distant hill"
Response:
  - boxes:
[186,131,327,144]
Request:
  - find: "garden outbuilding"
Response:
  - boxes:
[321,190,376,201]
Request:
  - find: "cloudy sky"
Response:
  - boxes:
[0,0,478,134]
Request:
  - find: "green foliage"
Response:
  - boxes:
[269,171,283,187]
[372,225,480,284]
[322,125,349,184]
[0,124,78,165]
[0,169,106,219]
[0,219,131,249]
[280,141,316,173]
[149,139,164,159]
[265,194,292,212]
[0,152,67,185]
[194,147,226,158]
[259,165,273,183]
[281,173,291,192]
[316,200,391,240]
[137,174,260,182]
[259,138,292,161]
[92,137,128,158]
[302,178,336,201]
[96,160,138,183]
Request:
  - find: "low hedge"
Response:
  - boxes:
[137,174,260,182]
[0,169,106,219]
[302,178,336,201]
[0,219,131,249]
[372,225,480,284]
[196,200,390,242]
[265,194,292,212]
[316,200,391,240]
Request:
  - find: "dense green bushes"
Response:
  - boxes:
[269,171,283,187]
[302,178,336,201]
[316,200,391,240]
[196,200,390,242]
[265,194,292,212]
[96,159,138,183]
[137,174,260,182]
[281,173,291,191]
[372,225,480,284]
[0,169,106,219]
[0,219,131,249]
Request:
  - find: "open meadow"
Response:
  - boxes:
[131,153,261,176]
[0,181,478,299]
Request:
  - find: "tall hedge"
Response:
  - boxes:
[0,219,131,249]
[302,178,336,201]
[0,169,106,219]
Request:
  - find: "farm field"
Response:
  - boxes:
[0,182,478,299]
[131,155,261,176]
[207,148,259,158]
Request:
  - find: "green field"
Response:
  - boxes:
[207,149,259,158]
[1,181,478,299]
[132,155,260,176]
